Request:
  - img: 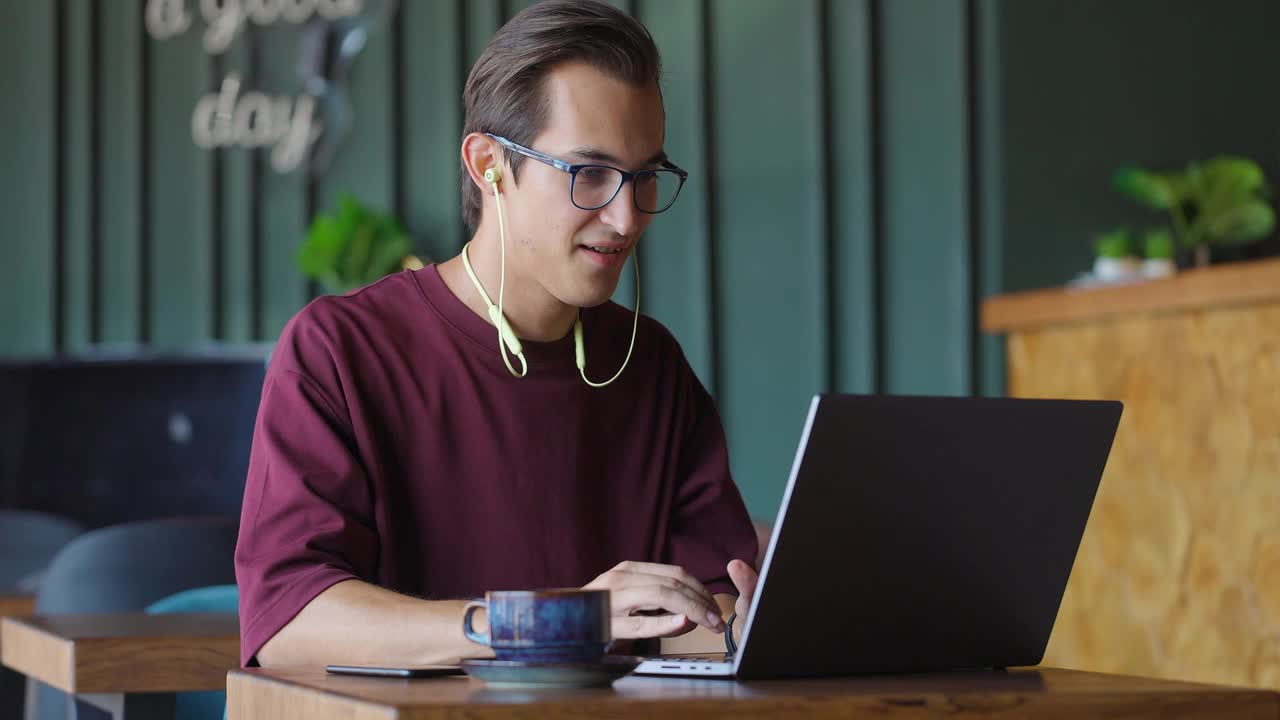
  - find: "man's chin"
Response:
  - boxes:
[568,290,619,309]
[558,274,624,308]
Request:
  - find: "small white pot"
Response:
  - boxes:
[1093,256,1142,281]
[1141,258,1177,278]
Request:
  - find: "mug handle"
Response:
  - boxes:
[463,600,489,645]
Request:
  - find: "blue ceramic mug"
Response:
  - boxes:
[463,589,611,663]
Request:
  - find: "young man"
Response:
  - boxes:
[235,0,759,667]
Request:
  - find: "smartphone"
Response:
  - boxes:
[325,664,464,678]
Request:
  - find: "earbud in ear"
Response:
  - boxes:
[484,167,501,185]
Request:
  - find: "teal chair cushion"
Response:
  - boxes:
[145,584,238,720]
[146,584,238,614]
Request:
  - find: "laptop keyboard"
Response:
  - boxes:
[651,654,731,664]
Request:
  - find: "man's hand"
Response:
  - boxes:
[584,561,727,639]
[728,558,758,645]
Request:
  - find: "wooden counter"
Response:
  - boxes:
[982,257,1280,332]
[981,257,1280,690]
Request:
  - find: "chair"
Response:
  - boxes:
[0,510,83,591]
[27,516,238,720]
[146,584,239,720]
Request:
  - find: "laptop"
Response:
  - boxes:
[635,393,1122,680]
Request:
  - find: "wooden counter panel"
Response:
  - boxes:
[982,258,1280,333]
[1008,302,1280,688]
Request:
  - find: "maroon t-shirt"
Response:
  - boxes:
[234,266,756,665]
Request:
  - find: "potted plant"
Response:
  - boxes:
[1140,228,1177,278]
[1112,156,1276,268]
[1093,227,1141,281]
[296,193,423,294]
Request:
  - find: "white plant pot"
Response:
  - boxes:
[1141,258,1177,278]
[1093,256,1141,281]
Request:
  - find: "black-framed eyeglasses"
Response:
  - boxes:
[486,133,689,214]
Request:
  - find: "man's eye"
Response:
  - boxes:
[578,168,612,185]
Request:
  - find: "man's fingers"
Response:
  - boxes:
[728,559,757,597]
[593,569,717,614]
[611,586,724,632]
[612,584,717,625]
[728,559,758,616]
[614,612,693,639]
[613,562,716,606]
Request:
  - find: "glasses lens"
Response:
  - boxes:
[634,169,684,213]
[571,166,625,210]
[571,167,685,212]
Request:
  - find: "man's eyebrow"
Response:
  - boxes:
[567,147,668,167]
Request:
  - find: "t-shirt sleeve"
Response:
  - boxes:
[663,373,758,598]
[234,310,378,666]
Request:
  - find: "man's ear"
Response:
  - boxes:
[461,133,504,196]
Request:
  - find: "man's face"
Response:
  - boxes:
[501,61,665,309]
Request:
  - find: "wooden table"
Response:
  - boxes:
[0,593,35,657]
[0,594,35,720]
[227,666,1280,719]
[0,593,34,620]
[1,613,239,720]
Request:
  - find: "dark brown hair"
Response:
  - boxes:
[460,0,662,232]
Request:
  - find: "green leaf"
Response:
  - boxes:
[1198,159,1258,221]
[1093,227,1136,258]
[1141,227,1175,259]
[296,217,344,276]
[1205,200,1275,245]
[366,231,412,283]
[1203,156,1265,196]
[342,225,374,289]
[294,194,421,293]
[1113,167,1179,210]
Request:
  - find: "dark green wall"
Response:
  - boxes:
[17,1,1276,518]
[991,0,1280,292]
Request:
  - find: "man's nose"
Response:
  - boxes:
[600,181,642,237]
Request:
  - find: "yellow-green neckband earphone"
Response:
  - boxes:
[461,164,639,387]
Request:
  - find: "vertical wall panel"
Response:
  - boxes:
[98,0,144,347]
[216,43,254,343]
[0,1,56,355]
[507,0,541,18]
[148,21,213,347]
[257,25,308,339]
[711,0,826,518]
[402,0,465,263]
[316,12,396,236]
[975,0,1005,396]
[637,0,715,387]
[879,0,972,396]
[828,0,878,394]
[466,0,502,70]
[62,0,94,352]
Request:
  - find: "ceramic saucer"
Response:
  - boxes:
[460,655,641,689]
